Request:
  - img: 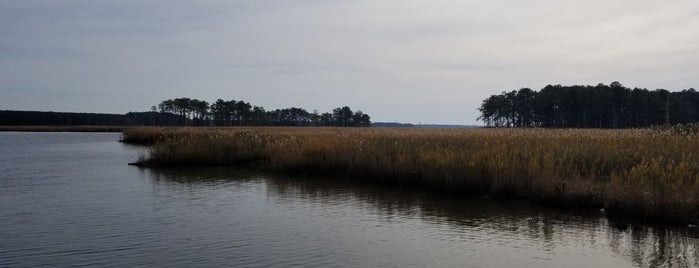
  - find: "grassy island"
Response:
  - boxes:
[123,126,699,224]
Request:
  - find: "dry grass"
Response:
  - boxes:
[123,126,699,224]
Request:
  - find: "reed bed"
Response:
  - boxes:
[123,127,699,224]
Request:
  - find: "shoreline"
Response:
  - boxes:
[123,126,699,225]
[0,125,128,132]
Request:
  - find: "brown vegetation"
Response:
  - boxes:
[123,126,699,224]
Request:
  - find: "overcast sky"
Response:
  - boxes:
[1,0,698,124]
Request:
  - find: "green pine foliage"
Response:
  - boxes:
[479,82,699,128]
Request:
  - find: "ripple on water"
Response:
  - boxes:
[2,132,699,267]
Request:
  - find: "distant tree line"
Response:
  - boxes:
[372,122,415,128]
[1,99,371,127]
[478,82,699,128]
[0,110,182,126]
[155,98,371,127]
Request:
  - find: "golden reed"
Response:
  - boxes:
[123,127,699,224]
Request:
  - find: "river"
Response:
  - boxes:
[0,132,697,267]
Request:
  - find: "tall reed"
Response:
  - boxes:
[123,127,699,224]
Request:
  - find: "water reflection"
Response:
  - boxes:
[144,167,699,267]
[136,166,261,185]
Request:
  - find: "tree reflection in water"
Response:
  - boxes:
[141,167,699,267]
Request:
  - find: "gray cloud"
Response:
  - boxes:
[1,0,698,124]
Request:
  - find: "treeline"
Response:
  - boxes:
[1,99,371,127]
[0,110,182,126]
[156,98,371,127]
[478,82,699,128]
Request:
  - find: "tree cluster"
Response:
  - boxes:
[479,82,699,128]
[156,98,371,127]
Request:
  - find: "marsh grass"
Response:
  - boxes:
[123,127,699,224]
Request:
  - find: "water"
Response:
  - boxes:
[1,132,697,267]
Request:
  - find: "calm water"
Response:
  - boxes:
[1,132,698,267]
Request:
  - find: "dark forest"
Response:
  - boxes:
[478,82,699,128]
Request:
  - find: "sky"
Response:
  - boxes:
[1,0,698,125]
